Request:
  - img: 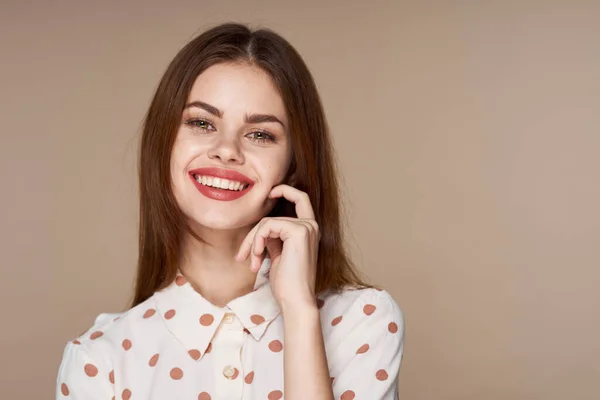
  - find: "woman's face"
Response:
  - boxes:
[170,62,292,231]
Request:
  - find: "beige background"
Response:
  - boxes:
[1,0,599,399]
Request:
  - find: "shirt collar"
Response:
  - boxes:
[153,258,280,361]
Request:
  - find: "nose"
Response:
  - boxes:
[207,134,245,165]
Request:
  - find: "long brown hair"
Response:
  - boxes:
[132,22,374,307]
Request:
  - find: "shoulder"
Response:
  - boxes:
[319,286,404,336]
[57,296,160,392]
[320,286,403,320]
[64,296,158,356]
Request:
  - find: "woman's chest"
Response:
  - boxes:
[111,322,286,400]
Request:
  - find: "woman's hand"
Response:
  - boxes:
[235,184,320,311]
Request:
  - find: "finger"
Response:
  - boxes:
[265,236,284,261]
[253,229,280,257]
[269,185,316,220]
[250,219,290,272]
[251,219,311,272]
[234,217,298,262]
[235,217,315,263]
[251,228,283,273]
[235,221,263,262]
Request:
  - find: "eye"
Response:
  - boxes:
[185,118,215,131]
[246,130,275,144]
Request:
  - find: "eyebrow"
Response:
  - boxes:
[184,101,286,128]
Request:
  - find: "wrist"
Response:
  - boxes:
[280,295,319,317]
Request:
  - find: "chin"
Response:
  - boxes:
[186,208,265,232]
[178,191,278,233]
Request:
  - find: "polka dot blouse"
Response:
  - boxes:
[56,260,405,399]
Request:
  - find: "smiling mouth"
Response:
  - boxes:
[192,174,250,191]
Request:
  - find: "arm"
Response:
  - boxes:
[282,299,334,400]
[235,184,334,399]
[56,342,114,399]
[329,290,405,399]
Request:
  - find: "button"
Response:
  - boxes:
[223,365,235,379]
[223,313,234,324]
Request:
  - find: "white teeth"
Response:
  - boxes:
[194,175,249,191]
[219,179,230,190]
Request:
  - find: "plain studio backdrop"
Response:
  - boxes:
[1,1,599,399]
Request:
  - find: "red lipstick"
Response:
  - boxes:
[188,167,254,202]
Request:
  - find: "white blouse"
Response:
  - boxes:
[56,260,404,400]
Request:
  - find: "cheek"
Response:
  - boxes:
[267,147,292,183]
[170,143,198,194]
[171,136,208,173]
[262,162,289,186]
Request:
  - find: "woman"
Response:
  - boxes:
[56,22,404,400]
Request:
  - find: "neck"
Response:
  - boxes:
[179,225,258,307]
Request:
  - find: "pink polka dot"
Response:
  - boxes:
[250,314,265,324]
[122,339,132,351]
[268,340,283,352]
[356,344,370,354]
[316,298,325,309]
[90,331,103,340]
[175,275,187,286]
[205,342,212,354]
[188,349,201,360]
[170,367,184,380]
[72,339,81,345]
[243,328,251,334]
[198,393,211,400]
[231,368,239,379]
[388,322,399,333]
[143,308,156,318]
[199,314,214,326]
[245,371,254,384]
[341,390,355,400]
[122,389,132,400]
[84,363,98,377]
[363,304,376,315]
[60,383,69,396]
[164,309,176,319]
[268,390,283,400]
[376,369,389,380]
[149,353,159,367]
[109,370,115,384]
[331,316,342,326]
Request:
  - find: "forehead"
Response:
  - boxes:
[186,63,287,123]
